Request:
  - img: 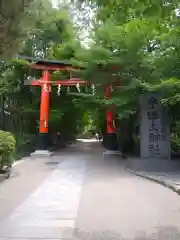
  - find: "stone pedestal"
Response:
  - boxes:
[140,93,171,159]
[31,150,52,158]
[103,150,122,158]
[103,132,122,157]
[31,132,51,158]
[105,133,118,150]
[37,132,49,150]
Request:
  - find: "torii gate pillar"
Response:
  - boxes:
[31,70,51,157]
[37,70,50,150]
[103,85,121,157]
[105,85,118,150]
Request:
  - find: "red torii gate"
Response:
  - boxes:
[19,56,120,155]
[26,73,87,138]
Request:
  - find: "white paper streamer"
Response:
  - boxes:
[44,84,51,93]
[67,86,70,93]
[57,84,61,96]
[76,83,81,92]
[91,84,95,95]
[44,120,47,127]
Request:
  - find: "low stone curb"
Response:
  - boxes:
[127,168,180,196]
[0,172,10,181]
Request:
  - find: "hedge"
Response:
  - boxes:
[0,130,16,172]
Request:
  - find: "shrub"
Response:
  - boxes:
[0,131,16,172]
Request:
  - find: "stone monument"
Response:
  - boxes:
[140,93,171,159]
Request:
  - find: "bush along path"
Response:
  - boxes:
[0,130,16,178]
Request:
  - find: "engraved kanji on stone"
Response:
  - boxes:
[148,97,158,109]
[149,144,160,157]
[147,111,158,120]
[149,144,155,157]
[149,121,158,132]
[154,144,160,155]
[149,133,160,142]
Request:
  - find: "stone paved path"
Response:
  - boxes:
[0,144,87,239]
[0,156,54,221]
[1,140,180,239]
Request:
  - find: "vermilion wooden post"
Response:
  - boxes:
[105,85,118,151]
[40,71,50,133]
[38,70,50,150]
[105,85,116,134]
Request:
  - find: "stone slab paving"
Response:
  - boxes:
[75,155,180,240]
[0,157,55,222]
[0,156,86,239]
[2,141,180,239]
